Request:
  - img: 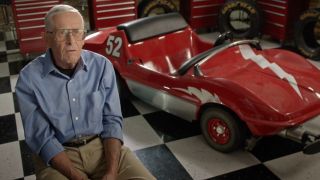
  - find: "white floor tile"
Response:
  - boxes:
[303,114,320,134]
[5,31,16,41]
[166,135,260,180]
[198,32,220,43]
[0,41,6,52]
[131,99,159,115]
[0,93,15,116]
[0,141,24,180]
[309,59,320,69]
[264,152,320,180]
[15,113,25,141]
[123,115,163,151]
[24,175,36,180]
[10,74,18,92]
[260,39,281,49]
[0,62,9,77]
[7,53,24,63]
[7,49,20,54]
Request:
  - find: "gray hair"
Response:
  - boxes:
[45,4,84,30]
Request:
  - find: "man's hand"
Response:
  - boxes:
[51,151,86,180]
[103,138,122,180]
[101,172,117,180]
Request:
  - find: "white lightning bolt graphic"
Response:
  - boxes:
[239,45,302,99]
[173,87,222,104]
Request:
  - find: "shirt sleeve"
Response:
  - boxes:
[15,70,64,165]
[99,60,124,143]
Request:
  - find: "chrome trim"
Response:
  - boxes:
[193,13,218,19]
[14,0,51,2]
[194,4,220,8]
[18,12,47,17]
[97,7,134,13]
[97,14,135,20]
[97,2,134,8]
[266,21,285,27]
[194,40,260,76]
[270,0,286,4]
[278,126,306,143]
[126,79,197,121]
[18,17,43,22]
[21,36,42,41]
[19,25,44,30]
[17,5,55,11]
[15,1,59,7]
[194,65,203,76]
[263,10,285,17]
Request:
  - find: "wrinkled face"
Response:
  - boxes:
[45,12,84,69]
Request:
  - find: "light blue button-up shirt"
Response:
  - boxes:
[16,49,123,165]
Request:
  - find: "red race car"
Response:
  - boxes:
[84,13,320,154]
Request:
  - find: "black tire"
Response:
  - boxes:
[138,0,177,18]
[218,0,262,39]
[200,107,246,152]
[115,71,130,100]
[294,9,320,60]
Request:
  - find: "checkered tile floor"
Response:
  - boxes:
[1,30,320,180]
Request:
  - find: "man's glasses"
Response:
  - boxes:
[46,29,86,41]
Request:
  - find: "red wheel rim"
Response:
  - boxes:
[207,118,230,145]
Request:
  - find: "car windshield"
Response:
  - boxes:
[175,40,260,76]
[175,43,229,76]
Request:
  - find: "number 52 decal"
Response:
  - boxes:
[106,35,123,58]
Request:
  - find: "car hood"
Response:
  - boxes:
[200,44,320,115]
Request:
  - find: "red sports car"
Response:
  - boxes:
[84,13,320,154]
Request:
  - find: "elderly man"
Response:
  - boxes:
[16,4,155,180]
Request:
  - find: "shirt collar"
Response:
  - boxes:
[79,52,88,72]
[42,49,88,78]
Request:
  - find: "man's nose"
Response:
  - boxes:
[65,32,75,44]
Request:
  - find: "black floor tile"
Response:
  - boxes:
[9,60,29,75]
[19,140,35,176]
[143,111,201,143]
[13,92,20,113]
[0,114,18,144]
[5,40,19,50]
[0,51,7,63]
[0,76,11,94]
[120,98,140,118]
[0,31,4,41]
[208,164,280,180]
[135,144,192,180]
[249,136,303,162]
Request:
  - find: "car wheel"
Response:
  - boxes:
[218,0,262,39]
[138,0,177,18]
[294,9,320,60]
[200,107,246,152]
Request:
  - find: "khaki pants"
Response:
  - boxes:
[33,138,156,180]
